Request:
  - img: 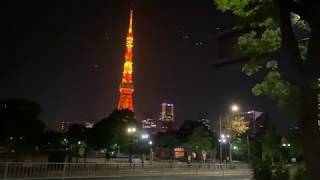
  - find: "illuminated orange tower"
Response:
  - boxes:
[118,9,134,111]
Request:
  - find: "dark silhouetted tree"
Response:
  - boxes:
[88,109,139,152]
[0,99,45,148]
[215,0,320,177]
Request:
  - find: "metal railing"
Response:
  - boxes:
[0,162,250,179]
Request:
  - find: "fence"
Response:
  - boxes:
[0,162,250,179]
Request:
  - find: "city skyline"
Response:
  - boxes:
[2,0,295,131]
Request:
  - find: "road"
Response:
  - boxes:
[65,175,251,180]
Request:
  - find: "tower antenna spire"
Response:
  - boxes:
[128,8,133,34]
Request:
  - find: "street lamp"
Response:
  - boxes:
[127,126,136,163]
[219,133,229,164]
[218,104,240,165]
[231,104,240,112]
[127,127,136,133]
[140,133,150,164]
[229,104,240,165]
[149,141,153,163]
[141,134,149,139]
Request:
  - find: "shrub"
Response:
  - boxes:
[273,165,289,180]
[251,159,272,180]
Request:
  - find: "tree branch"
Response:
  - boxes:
[273,0,304,78]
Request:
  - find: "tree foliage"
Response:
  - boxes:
[176,120,207,142]
[287,127,303,159]
[88,109,139,151]
[214,0,320,178]
[41,130,64,149]
[67,124,89,144]
[184,127,213,154]
[0,99,45,146]
[262,125,281,164]
[215,0,310,109]
[223,115,249,138]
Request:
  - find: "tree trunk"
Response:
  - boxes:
[275,0,320,179]
[300,74,320,179]
[229,142,233,164]
[299,7,320,178]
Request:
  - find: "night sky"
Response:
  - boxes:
[2,0,295,131]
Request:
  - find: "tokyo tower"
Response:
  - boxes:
[117,9,134,111]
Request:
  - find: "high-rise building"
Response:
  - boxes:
[118,9,135,111]
[142,118,157,129]
[142,118,157,134]
[83,121,94,128]
[237,111,265,137]
[158,103,174,132]
[198,117,211,130]
[60,121,71,132]
[160,103,174,122]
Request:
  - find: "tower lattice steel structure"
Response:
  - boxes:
[118,9,134,111]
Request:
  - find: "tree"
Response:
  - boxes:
[214,0,320,178]
[41,130,64,149]
[184,127,213,160]
[286,127,303,161]
[88,109,139,153]
[176,120,205,142]
[223,115,249,137]
[0,99,45,148]
[66,124,88,144]
[155,132,180,148]
[223,115,249,162]
[262,125,281,165]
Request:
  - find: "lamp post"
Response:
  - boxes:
[247,110,256,162]
[218,103,239,165]
[230,104,240,165]
[149,141,153,163]
[219,134,230,165]
[127,127,136,163]
[140,133,149,164]
[219,114,222,165]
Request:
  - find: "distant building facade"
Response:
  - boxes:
[237,111,265,137]
[158,103,175,132]
[83,121,94,128]
[142,118,157,134]
[60,121,71,132]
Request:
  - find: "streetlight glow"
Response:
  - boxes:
[141,134,149,139]
[127,127,136,134]
[231,104,239,112]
